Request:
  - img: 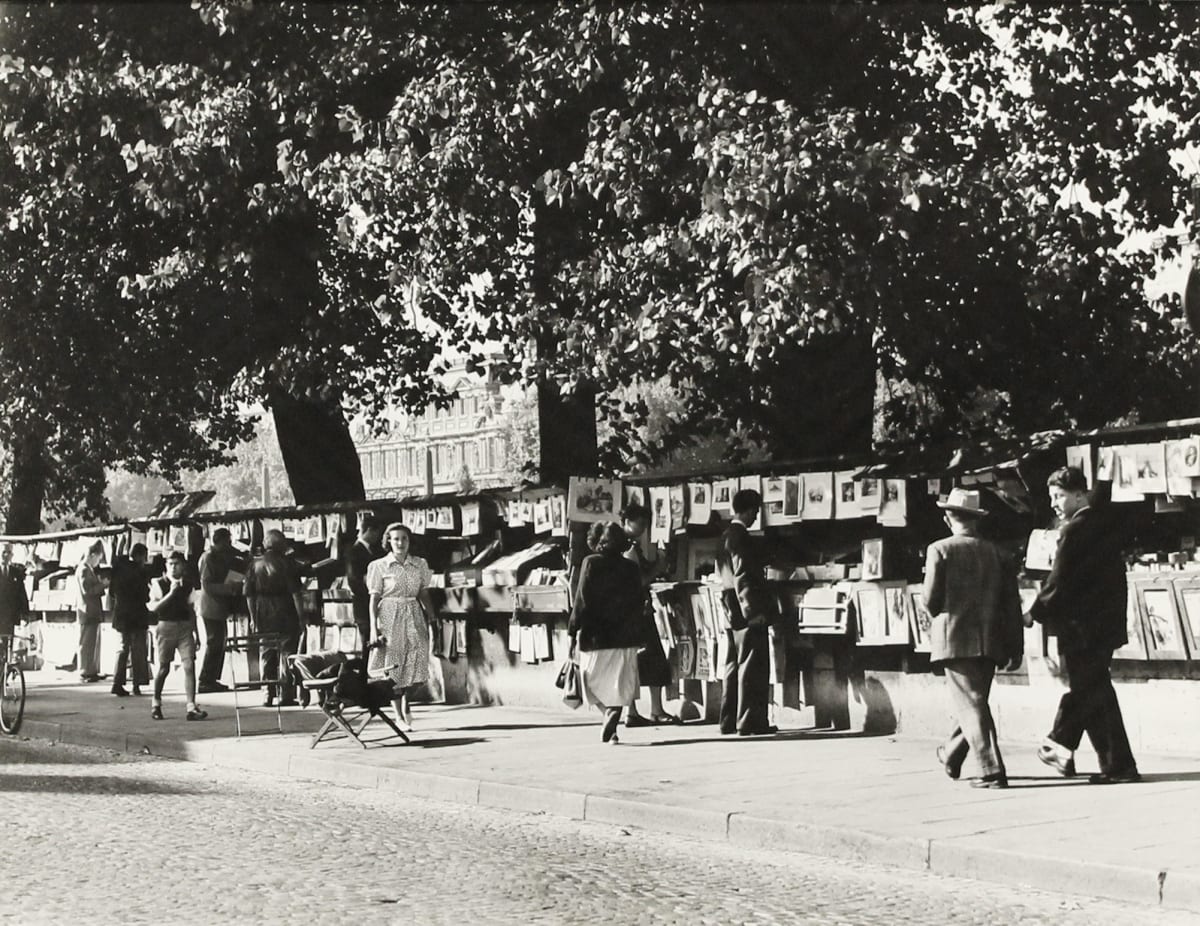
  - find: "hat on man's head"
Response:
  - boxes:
[937,487,987,517]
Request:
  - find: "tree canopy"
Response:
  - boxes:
[1,2,1196,528]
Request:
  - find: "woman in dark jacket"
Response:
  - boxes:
[568,521,645,743]
[110,543,151,697]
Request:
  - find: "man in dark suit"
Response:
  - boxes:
[1027,465,1139,784]
[0,543,30,641]
[717,489,777,736]
[346,516,383,657]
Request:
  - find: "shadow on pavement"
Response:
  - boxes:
[409,736,487,749]
[0,773,199,795]
[452,722,597,732]
[0,739,126,765]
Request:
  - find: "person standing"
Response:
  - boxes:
[110,543,152,697]
[367,522,435,731]
[75,541,106,682]
[568,521,645,744]
[923,488,1024,789]
[243,529,304,708]
[197,528,240,694]
[717,489,777,737]
[1027,466,1140,784]
[149,552,207,721]
[0,543,30,641]
[346,516,383,658]
[619,504,679,728]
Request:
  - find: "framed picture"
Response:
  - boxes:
[1134,578,1188,660]
[797,585,850,635]
[907,585,933,654]
[882,583,911,645]
[854,583,888,645]
[1172,576,1200,659]
[861,538,884,581]
[1113,584,1148,660]
[567,476,622,524]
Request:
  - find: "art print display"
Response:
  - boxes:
[624,484,646,508]
[877,479,907,527]
[461,502,481,537]
[550,494,567,536]
[303,516,324,544]
[1165,440,1198,497]
[804,473,835,520]
[1065,445,1094,488]
[1114,585,1148,660]
[861,539,884,581]
[648,485,671,546]
[688,482,712,525]
[884,584,910,644]
[783,475,803,520]
[711,479,736,514]
[1136,581,1188,660]
[1173,579,1200,657]
[1024,528,1060,572]
[1110,446,1145,502]
[532,498,553,534]
[412,508,427,534]
[858,477,882,514]
[854,584,887,644]
[907,587,933,654]
[669,484,687,533]
[762,476,787,526]
[567,477,621,523]
[1131,442,1168,495]
[834,471,860,520]
[1095,446,1116,482]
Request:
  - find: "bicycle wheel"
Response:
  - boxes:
[0,662,25,735]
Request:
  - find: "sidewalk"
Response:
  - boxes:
[9,669,1200,913]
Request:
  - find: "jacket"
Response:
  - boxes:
[197,548,239,622]
[109,557,150,633]
[1030,505,1127,653]
[568,550,644,651]
[922,533,1023,665]
[0,563,29,626]
[716,521,777,630]
[345,539,379,628]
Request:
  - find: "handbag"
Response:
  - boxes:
[555,639,583,709]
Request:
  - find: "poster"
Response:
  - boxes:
[624,484,646,508]
[782,475,803,521]
[711,479,736,515]
[834,470,860,520]
[1024,528,1060,571]
[877,479,907,527]
[688,483,711,525]
[1165,440,1196,497]
[858,477,882,514]
[669,484,687,534]
[461,502,481,537]
[1110,446,1144,502]
[1131,443,1167,495]
[804,473,834,520]
[550,493,567,536]
[762,476,787,527]
[1095,446,1116,482]
[567,477,621,523]
[533,498,553,534]
[1065,445,1094,488]
[648,485,671,546]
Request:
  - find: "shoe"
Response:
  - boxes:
[186,708,208,721]
[624,715,652,728]
[970,774,1009,789]
[132,687,143,696]
[737,725,779,737]
[111,686,130,698]
[936,744,961,780]
[278,698,298,708]
[719,727,737,735]
[198,682,229,694]
[1037,742,1076,778]
[80,674,99,683]
[262,692,275,707]
[608,734,620,745]
[1089,768,1141,785]
[650,714,683,726]
[151,705,163,720]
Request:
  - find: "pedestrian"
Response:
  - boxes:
[149,552,207,721]
[568,521,644,744]
[197,528,241,694]
[367,522,435,731]
[923,488,1024,789]
[1026,465,1140,784]
[75,540,106,683]
[717,489,777,736]
[619,503,680,728]
[243,529,304,708]
[0,542,30,642]
[110,542,152,697]
[346,515,383,658]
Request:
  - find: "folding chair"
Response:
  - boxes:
[290,652,410,749]
[226,632,287,736]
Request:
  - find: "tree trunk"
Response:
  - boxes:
[268,388,365,505]
[537,379,598,484]
[5,433,47,534]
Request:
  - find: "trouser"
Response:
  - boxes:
[719,625,770,734]
[941,658,1004,778]
[153,620,197,705]
[259,623,301,703]
[77,618,102,677]
[199,618,227,686]
[113,629,150,688]
[1049,645,1137,775]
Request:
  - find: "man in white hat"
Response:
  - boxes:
[922,487,1024,788]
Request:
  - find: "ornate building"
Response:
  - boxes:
[353,362,521,499]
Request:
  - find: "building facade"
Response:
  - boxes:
[354,363,520,499]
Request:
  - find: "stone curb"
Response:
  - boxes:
[12,717,1197,913]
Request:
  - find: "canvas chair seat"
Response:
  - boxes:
[290,651,409,749]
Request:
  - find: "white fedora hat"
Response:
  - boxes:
[937,487,987,517]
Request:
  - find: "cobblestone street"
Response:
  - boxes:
[0,738,1190,926]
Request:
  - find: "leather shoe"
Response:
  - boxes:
[151,705,163,720]
[935,744,961,780]
[1089,768,1141,785]
[198,682,229,694]
[624,715,653,728]
[1037,743,1076,778]
[970,774,1009,789]
[110,686,130,698]
[737,725,779,737]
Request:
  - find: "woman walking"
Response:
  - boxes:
[367,522,435,731]
[569,521,645,744]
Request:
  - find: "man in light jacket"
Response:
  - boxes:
[923,488,1024,789]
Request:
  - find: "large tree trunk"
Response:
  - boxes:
[268,388,365,505]
[537,379,598,484]
[5,433,47,534]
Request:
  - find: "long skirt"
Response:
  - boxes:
[580,647,640,710]
[375,597,430,689]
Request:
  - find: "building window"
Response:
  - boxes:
[361,453,372,482]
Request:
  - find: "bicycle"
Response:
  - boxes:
[0,632,29,735]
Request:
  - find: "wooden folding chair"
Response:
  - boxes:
[289,653,410,749]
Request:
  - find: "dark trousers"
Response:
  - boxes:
[199,618,227,686]
[720,625,770,734]
[1050,646,1137,775]
[113,629,149,688]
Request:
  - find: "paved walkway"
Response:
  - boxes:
[11,669,1200,913]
